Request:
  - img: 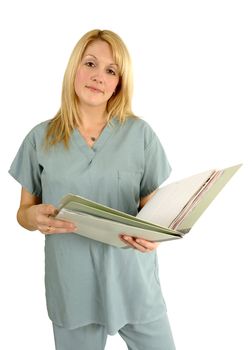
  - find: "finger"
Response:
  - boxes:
[45,218,76,230]
[121,235,152,253]
[39,225,76,235]
[133,239,152,252]
[135,238,159,250]
[47,226,74,234]
[119,235,136,248]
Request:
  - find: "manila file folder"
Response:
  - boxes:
[55,164,241,248]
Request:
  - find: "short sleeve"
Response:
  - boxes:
[8,134,42,197]
[140,133,171,197]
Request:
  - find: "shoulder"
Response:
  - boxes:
[24,120,51,148]
[122,116,153,130]
[125,116,158,149]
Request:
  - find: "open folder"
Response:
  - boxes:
[55,164,241,248]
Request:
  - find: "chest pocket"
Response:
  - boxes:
[117,170,142,215]
[84,169,142,216]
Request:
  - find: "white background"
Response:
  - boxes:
[0,0,251,349]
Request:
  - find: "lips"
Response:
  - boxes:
[85,85,104,93]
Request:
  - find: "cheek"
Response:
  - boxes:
[75,68,89,84]
[74,69,87,95]
[107,78,119,93]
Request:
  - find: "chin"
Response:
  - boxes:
[85,100,107,108]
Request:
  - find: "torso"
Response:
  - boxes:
[10,116,171,333]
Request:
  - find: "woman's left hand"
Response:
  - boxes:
[119,234,160,253]
[119,191,160,252]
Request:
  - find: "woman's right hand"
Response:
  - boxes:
[17,188,76,234]
[27,204,76,235]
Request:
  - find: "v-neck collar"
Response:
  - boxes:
[72,117,118,162]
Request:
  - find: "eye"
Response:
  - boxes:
[84,61,95,68]
[107,68,116,76]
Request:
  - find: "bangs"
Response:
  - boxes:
[98,31,129,77]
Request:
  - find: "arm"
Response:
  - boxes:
[17,187,76,234]
[120,190,160,253]
[139,190,157,210]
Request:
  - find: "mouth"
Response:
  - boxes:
[85,85,104,94]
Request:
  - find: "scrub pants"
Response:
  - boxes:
[52,313,176,350]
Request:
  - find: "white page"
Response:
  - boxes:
[137,170,215,227]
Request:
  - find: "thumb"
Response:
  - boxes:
[43,204,58,216]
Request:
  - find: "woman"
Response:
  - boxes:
[9,29,176,350]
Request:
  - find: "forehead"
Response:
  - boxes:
[84,40,115,62]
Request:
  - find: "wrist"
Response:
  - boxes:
[17,205,38,231]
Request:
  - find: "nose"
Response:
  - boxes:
[91,76,102,84]
[91,70,104,84]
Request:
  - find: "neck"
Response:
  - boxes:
[78,104,108,128]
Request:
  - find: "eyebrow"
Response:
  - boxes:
[83,54,118,67]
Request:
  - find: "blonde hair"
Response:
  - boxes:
[45,29,136,148]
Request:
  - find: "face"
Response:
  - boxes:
[74,40,120,110]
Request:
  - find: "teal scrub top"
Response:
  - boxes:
[9,116,172,335]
